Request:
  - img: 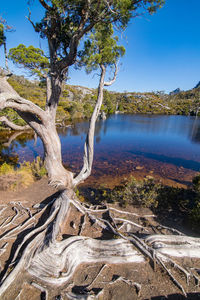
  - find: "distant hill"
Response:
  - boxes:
[0,73,199,131]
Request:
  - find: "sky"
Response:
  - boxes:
[0,0,200,93]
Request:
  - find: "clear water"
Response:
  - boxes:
[2,114,200,186]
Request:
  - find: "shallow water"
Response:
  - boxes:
[1,114,200,188]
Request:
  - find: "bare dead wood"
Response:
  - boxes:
[0,243,8,256]
[31,282,49,299]
[0,116,30,130]
[73,64,118,186]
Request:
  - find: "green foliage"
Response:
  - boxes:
[34,0,164,62]
[189,204,200,232]
[110,176,160,208]
[0,23,6,47]
[103,90,117,114]
[192,174,200,194]
[0,157,46,179]
[9,44,49,78]
[8,76,46,103]
[79,23,125,72]
[83,102,93,116]
[28,156,47,179]
[77,173,200,234]
[1,75,197,126]
[188,174,200,232]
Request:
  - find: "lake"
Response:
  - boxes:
[1,114,200,188]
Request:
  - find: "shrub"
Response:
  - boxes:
[0,157,47,191]
[30,156,47,179]
[192,174,200,194]
[0,162,14,175]
[110,176,160,208]
[189,203,200,233]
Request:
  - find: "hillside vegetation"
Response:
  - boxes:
[0,74,199,129]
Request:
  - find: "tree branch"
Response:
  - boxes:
[103,0,119,15]
[73,65,106,186]
[26,8,37,31]
[0,116,30,131]
[38,0,52,11]
[104,63,118,86]
[0,93,46,123]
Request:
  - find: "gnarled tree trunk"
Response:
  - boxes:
[0,75,73,188]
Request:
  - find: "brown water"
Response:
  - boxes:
[1,114,200,188]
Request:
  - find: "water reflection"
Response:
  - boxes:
[191,117,200,144]
[1,115,200,186]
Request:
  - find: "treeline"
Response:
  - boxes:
[0,74,199,129]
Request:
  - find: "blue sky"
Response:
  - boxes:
[0,0,200,93]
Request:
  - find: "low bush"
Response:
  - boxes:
[78,174,200,234]
[0,157,47,190]
[0,162,14,175]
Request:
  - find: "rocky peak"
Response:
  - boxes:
[169,88,181,96]
[194,81,200,89]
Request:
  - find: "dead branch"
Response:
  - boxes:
[0,116,30,131]
[73,66,106,186]
[104,63,118,86]
[0,92,45,122]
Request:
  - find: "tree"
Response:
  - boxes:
[1,1,200,298]
[74,23,125,185]
[0,0,165,189]
[9,44,51,102]
[0,21,8,70]
[0,17,14,71]
[9,44,49,79]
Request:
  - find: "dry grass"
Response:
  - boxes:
[0,157,46,191]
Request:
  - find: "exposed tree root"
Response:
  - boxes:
[31,282,49,299]
[0,190,200,298]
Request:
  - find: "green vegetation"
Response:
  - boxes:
[0,74,199,130]
[0,23,6,47]
[79,23,125,73]
[189,174,200,232]
[9,44,49,78]
[109,177,160,208]
[168,88,200,116]
[78,174,200,234]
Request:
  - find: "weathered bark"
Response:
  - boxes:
[73,64,106,186]
[73,64,118,186]
[0,76,18,95]
[0,76,73,188]
[39,118,73,188]
[0,189,200,298]
[3,42,8,71]
[45,75,51,107]
[0,116,30,130]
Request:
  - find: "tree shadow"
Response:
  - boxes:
[78,181,199,236]
[146,293,200,300]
